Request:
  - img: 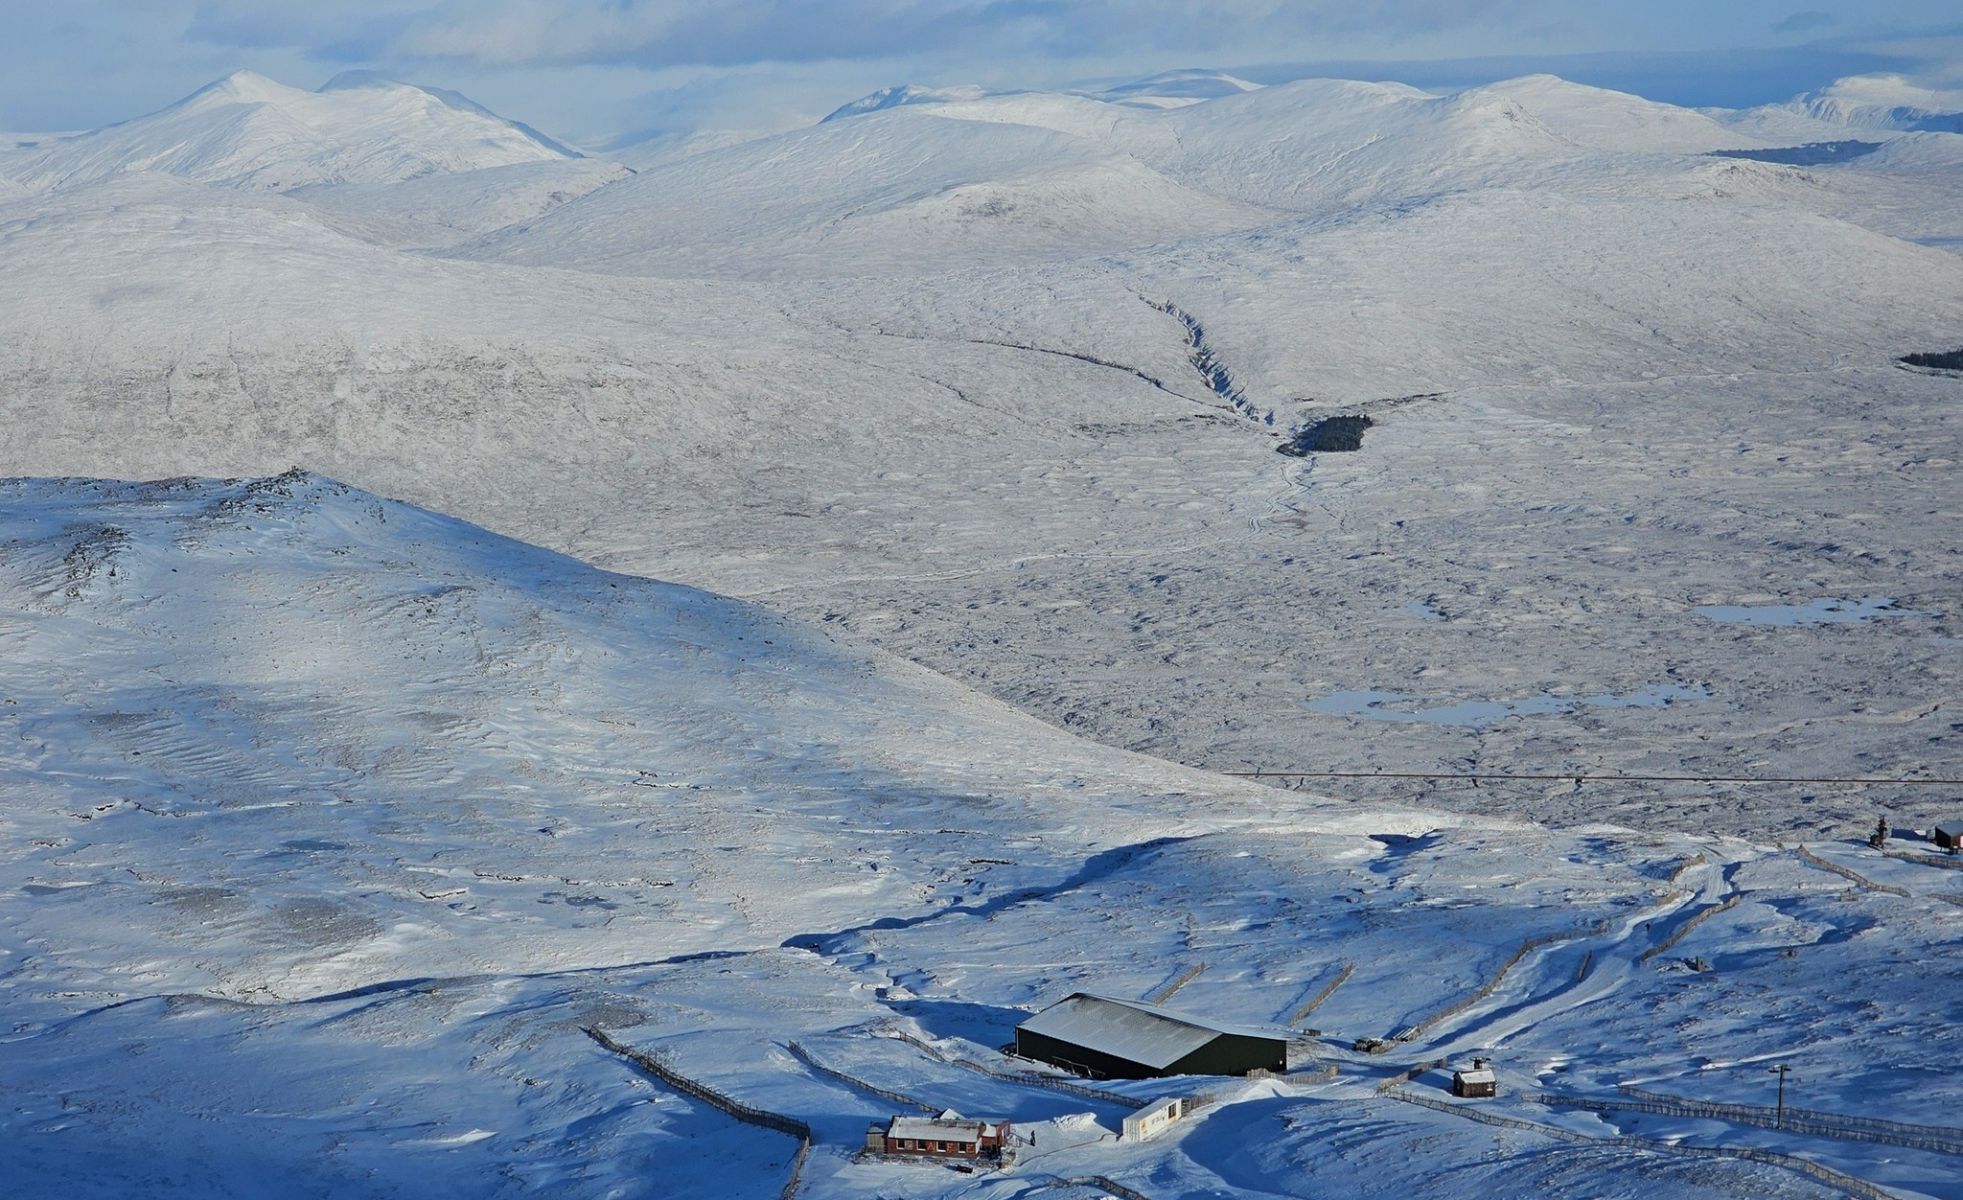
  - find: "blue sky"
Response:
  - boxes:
[3,1,1960,143]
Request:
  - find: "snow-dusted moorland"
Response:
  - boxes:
[0,63,1959,1199]
[2,473,1960,1199]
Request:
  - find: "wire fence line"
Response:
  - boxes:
[1608,1085,1963,1155]
[1388,1090,1898,1200]
[1227,770,1963,787]
[1795,846,1910,897]
[583,1026,815,1199]
[1533,1089,1962,1158]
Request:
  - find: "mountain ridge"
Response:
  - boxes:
[0,69,577,192]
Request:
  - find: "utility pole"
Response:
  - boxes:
[1769,1064,1793,1129]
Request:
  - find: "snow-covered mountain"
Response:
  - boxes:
[821,82,998,122]
[452,107,1284,275]
[1094,67,1262,107]
[1777,72,1963,132]
[452,77,1598,277]
[0,69,578,192]
[822,68,1262,122]
[475,69,1934,281]
[1477,74,1769,153]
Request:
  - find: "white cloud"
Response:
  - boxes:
[216,0,1532,70]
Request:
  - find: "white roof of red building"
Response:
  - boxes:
[888,1116,986,1142]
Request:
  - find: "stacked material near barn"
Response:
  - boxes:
[1014,993,1287,1080]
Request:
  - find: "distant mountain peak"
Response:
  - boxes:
[7,68,577,192]
[1096,68,1262,105]
[1784,73,1963,132]
[190,69,303,106]
[821,84,996,123]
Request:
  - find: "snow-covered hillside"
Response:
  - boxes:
[0,69,577,192]
[286,157,632,246]
[454,107,1282,275]
[3,474,1959,1200]
[1479,74,1768,153]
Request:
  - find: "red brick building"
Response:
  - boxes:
[866,1114,1011,1159]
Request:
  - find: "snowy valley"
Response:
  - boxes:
[0,60,1960,1200]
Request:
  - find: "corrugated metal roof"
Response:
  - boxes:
[889,1117,985,1142]
[1017,992,1282,1070]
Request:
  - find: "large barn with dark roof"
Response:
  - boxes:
[1013,992,1287,1080]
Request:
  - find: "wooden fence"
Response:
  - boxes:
[1606,1085,1963,1155]
[1283,1064,1340,1086]
[1389,1090,1897,1200]
[1882,849,1963,871]
[1637,894,1741,963]
[1795,846,1909,897]
[1147,962,1206,1004]
[1374,1059,1447,1096]
[783,1040,936,1113]
[1395,919,1609,1041]
[584,1027,815,1199]
[1041,1175,1155,1200]
[883,1028,1136,1106]
[1284,962,1354,1024]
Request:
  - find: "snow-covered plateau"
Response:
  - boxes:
[0,64,1959,1199]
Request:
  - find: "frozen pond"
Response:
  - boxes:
[1304,684,1708,729]
[1403,598,1447,622]
[1694,596,1930,626]
[1708,140,1882,166]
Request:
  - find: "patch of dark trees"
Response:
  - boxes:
[1278,414,1373,456]
[1708,141,1882,166]
[1900,347,1963,372]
